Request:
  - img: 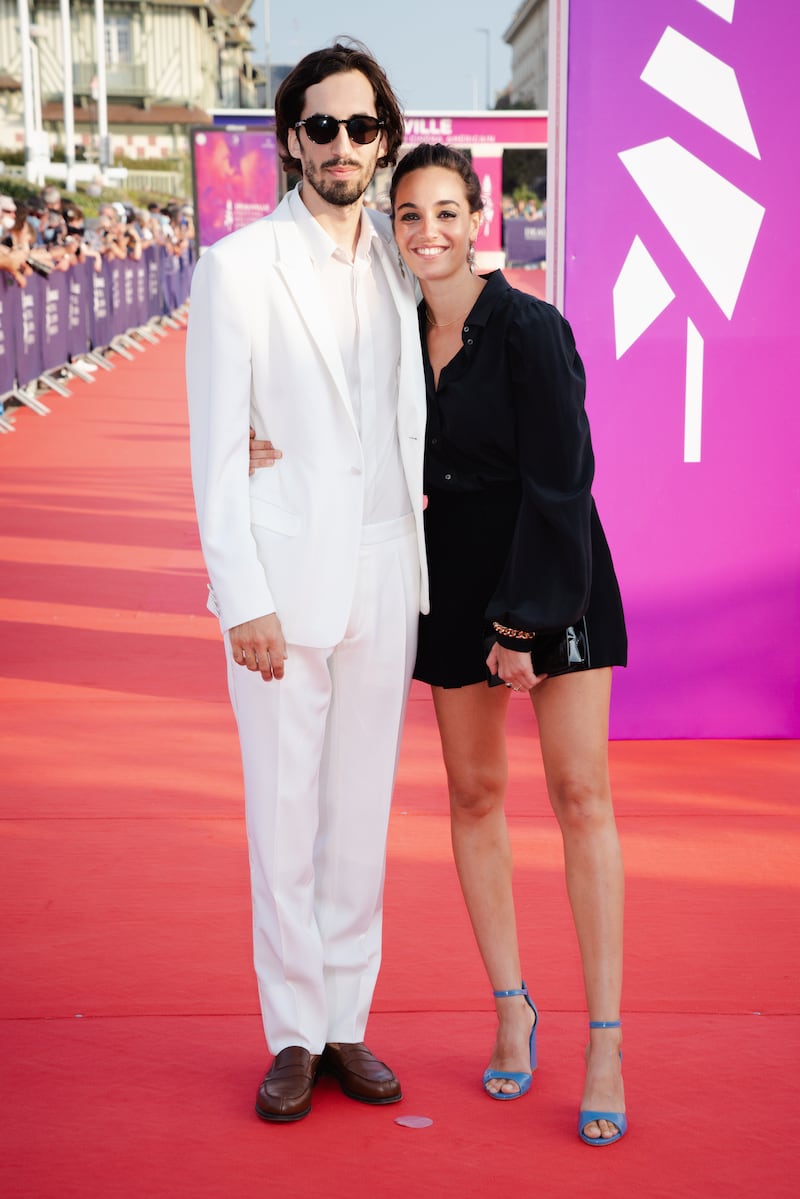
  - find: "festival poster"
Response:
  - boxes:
[191,128,279,253]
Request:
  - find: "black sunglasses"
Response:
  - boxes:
[293,114,384,146]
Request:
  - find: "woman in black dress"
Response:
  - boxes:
[390,144,627,1145]
[250,143,628,1144]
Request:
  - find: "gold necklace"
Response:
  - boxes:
[425,306,467,329]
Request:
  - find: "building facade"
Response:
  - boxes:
[503,0,549,109]
[0,0,262,162]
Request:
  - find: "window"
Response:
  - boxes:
[105,16,132,66]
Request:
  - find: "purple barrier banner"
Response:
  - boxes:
[0,277,19,393]
[41,270,70,374]
[504,216,547,265]
[2,245,193,393]
[11,273,45,385]
[121,262,137,329]
[556,1,799,737]
[147,250,163,318]
[90,265,113,351]
[66,261,92,360]
[162,251,180,313]
[106,257,123,326]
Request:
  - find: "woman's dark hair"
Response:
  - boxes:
[13,205,30,235]
[390,143,485,216]
[274,39,405,174]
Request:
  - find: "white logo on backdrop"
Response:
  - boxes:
[611,4,764,462]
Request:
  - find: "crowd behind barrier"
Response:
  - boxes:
[0,185,195,429]
[0,242,194,427]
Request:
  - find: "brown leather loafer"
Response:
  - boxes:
[320,1042,402,1105]
[255,1046,321,1122]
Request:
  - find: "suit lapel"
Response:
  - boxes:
[272,198,354,423]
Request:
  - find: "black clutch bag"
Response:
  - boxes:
[485,617,590,686]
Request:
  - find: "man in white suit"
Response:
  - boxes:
[186,43,428,1123]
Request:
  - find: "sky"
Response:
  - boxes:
[249,0,516,112]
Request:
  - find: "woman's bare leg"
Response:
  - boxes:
[432,683,536,1095]
[531,668,625,1139]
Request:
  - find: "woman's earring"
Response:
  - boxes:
[396,245,406,278]
[468,242,476,274]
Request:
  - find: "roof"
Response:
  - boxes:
[42,102,212,127]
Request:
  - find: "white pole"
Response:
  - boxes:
[94,0,109,172]
[60,0,76,192]
[264,0,272,107]
[30,40,42,134]
[476,28,491,109]
[17,0,37,184]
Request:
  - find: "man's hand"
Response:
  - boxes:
[249,426,282,475]
[229,613,287,681]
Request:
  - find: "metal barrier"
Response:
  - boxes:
[0,242,193,432]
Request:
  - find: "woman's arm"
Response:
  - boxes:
[486,296,594,643]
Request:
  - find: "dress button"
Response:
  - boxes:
[466,339,474,345]
[430,437,438,445]
[444,473,452,481]
[464,325,470,332]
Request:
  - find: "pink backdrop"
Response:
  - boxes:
[560,1,799,737]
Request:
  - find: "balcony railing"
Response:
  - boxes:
[73,62,148,97]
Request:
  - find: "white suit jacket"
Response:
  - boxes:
[186,191,429,646]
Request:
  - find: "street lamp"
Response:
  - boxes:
[476,27,491,110]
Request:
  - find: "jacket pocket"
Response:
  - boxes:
[250,495,301,537]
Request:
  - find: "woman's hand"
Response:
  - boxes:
[249,426,283,476]
[486,642,547,692]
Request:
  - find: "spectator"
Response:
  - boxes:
[1,193,16,236]
[91,203,129,260]
[3,205,53,281]
[0,241,28,287]
[179,203,195,241]
[62,203,103,273]
[39,185,68,249]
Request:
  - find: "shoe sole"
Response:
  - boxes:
[255,1102,312,1122]
[337,1085,403,1105]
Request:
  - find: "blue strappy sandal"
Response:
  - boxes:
[578,1020,627,1145]
[482,981,538,1100]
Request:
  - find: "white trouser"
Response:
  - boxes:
[225,515,419,1054]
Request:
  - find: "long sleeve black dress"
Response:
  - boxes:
[414,270,627,688]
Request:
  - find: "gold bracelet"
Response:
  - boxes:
[492,620,535,640]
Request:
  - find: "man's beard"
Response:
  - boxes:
[303,157,374,208]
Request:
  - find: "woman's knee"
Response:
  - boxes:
[549,775,613,831]
[448,766,507,821]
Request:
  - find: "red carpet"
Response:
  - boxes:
[1,330,798,1198]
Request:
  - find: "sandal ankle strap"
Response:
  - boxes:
[589,1020,621,1029]
[493,980,529,1000]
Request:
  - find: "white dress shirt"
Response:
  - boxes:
[288,186,412,527]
